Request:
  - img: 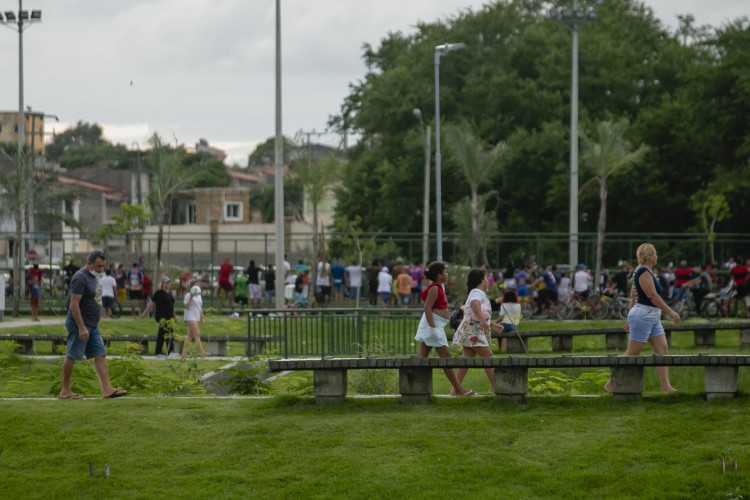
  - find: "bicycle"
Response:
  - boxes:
[565,292,609,320]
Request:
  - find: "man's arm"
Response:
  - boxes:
[69,293,89,341]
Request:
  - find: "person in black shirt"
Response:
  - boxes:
[141,277,177,357]
[63,258,80,293]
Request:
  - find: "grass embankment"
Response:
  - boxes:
[1,397,749,499]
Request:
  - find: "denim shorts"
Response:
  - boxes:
[627,304,665,343]
[65,318,107,361]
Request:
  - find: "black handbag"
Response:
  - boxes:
[449,308,464,330]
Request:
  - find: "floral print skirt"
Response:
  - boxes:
[452,321,491,348]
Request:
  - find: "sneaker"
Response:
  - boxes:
[155,354,166,359]
[167,353,181,359]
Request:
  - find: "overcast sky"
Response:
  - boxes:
[1,0,746,166]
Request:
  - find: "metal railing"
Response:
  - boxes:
[247,308,424,358]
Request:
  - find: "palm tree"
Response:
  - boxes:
[145,134,200,282]
[579,119,648,293]
[0,148,80,316]
[450,192,500,266]
[296,153,341,282]
[444,121,507,266]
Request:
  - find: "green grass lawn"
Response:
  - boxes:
[1,396,749,499]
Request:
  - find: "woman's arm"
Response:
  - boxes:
[424,287,437,327]
[640,271,680,322]
[470,298,489,332]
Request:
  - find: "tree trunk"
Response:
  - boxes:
[709,217,716,264]
[155,218,164,283]
[595,178,608,295]
[12,214,22,317]
[470,188,479,266]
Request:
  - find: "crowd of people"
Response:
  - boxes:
[10,245,749,400]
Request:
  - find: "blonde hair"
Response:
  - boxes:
[636,243,656,265]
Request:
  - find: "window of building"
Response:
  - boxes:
[224,202,242,222]
[186,202,196,224]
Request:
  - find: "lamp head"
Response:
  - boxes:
[412,108,422,119]
[435,42,465,55]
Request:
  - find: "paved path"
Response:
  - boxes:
[0,317,66,329]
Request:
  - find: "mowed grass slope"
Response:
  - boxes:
[1,396,749,499]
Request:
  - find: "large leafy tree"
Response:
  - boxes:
[579,119,648,288]
[333,0,750,265]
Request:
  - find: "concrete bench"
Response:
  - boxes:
[0,333,246,356]
[268,354,750,404]
[493,322,750,353]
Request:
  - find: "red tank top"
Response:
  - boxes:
[420,283,448,309]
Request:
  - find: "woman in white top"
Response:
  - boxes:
[453,268,503,391]
[181,282,206,358]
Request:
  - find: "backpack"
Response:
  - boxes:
[449,308,464,331]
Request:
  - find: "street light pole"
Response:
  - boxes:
[412,109,431,265]
[550,1,596,270]
[434,42,464,262]
[273,0,286,310]
[1,2,41,155]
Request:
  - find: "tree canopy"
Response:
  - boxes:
[331,0,750,241]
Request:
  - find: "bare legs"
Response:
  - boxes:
[604,335,677,394]
[60,355,123,398]
[456,345,495,388]
[418,343,473,396]
[181,320,206,358]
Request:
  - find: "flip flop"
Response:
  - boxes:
[103,389,128,399]
[59,393,83,400]
[453,389,476,398]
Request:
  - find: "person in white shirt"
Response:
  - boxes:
[316,257,332,308]
[345,261,366,304]
[99,270,118,319]
[558,274,571,304]
[573,264,591,298]
[377,266,393,306]
[496,290,523,352]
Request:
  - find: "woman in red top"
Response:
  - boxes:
[414,261,475,397]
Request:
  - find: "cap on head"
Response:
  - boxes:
[577,263,585,270]
[161,277,171,284]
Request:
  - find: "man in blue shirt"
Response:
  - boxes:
[331,257,346,307]
[59,250,128,400]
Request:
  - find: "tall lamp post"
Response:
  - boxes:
[550,1,596,270]
[412,109,431,265]
[273,0,286,309]
[1,2,42,156]
[434,42,464,262]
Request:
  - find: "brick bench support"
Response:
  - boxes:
[313,369,347,404]
[704,366,738,400]
[609,366,644,401]
[205,341,227,356]
[398,366,432,404]
[551,336,573,352]
[694,329,716,348]
[606,332,627,350]
[505,337,527,353]
[740,329,750,348]
[494,367,528,403]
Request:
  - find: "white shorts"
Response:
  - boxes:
[414,313,449,348]
[249,284,262,299]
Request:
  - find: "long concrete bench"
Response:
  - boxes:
[268,354,750,404]
[494,322,750,353]
[0,333,246,356]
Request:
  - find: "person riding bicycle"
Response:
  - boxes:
[572,263,591,299]
[728,257,750,314]
[687,264,712,314]
[672,260,694,301]
[531,265,558,316]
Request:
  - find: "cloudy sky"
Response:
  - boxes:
[1,0,746,166]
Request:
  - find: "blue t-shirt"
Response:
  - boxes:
[634,267,661,307]
[516,271,529,297]
[542,270,558,292]
[331,263,346,285]
[67,268,102,327]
